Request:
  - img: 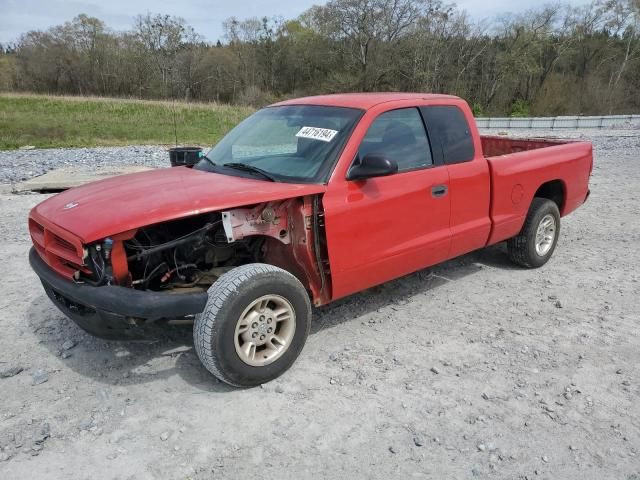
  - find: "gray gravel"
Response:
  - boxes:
[0,145,170,185]
[1,128,639,478]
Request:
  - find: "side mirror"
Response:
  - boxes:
[346,154,398,181]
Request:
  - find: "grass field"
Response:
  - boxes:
[0,93,254,150]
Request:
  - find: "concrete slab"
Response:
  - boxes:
[11,165,154,193]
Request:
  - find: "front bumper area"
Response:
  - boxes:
[29,247,208,339]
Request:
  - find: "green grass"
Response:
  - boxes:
[0,93,254,150]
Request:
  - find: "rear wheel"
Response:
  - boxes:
[507,198,561,268]
[193,264,311,387]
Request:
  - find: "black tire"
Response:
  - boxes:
[193,263,311,387]
[507,198,561,268]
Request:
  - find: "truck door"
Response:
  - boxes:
[322,107,451,300]
[421,105,491,258]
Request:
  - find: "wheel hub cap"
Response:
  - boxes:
[535,214,556,256]
[234,294,296,367]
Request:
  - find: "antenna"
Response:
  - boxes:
[172,96,178,147]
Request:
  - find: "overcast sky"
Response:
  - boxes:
[0,0,592,45]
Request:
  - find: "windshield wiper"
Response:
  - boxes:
[201,154,216,166]
[223,162,277,182]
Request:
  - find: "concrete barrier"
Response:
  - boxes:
[475,114,640,129]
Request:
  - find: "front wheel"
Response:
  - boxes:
[193,263,311,387]
[507,198,561,268]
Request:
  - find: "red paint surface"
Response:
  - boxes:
[31,167,325,243]
[272,92,458,110]
[30,93,592,302]
[29,215,89,279]
[485,139,592,244]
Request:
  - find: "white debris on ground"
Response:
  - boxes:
[0,128,639,479]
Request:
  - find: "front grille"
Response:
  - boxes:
[29,217,90,279]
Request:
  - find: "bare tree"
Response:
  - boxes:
[311,0,437,90]
[4,3,640,114]
[134,13,200,96]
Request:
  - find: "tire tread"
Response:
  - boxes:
[193,263,308,387]
[507,197,559,268]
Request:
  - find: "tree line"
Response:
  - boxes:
[0,0,638,116]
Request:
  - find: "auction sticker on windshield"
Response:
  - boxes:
[295,126,338,142]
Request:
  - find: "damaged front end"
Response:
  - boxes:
[30,195,331,339]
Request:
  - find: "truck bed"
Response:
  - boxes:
[481,135,568,158]
[481,135,593,246]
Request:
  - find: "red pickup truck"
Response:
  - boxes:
[29,93,592,386]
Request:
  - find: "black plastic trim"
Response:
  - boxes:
[29,247,208,320]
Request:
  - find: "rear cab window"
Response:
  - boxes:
[357,108,433,172]
[420,106,475,165]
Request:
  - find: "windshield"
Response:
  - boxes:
[198,105,362,183]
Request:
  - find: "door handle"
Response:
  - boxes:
[431,185,448,198]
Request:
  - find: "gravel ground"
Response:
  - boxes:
[0,128,639,479]
[0,145,170,185]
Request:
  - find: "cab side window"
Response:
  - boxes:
[358,108,433,172]
[420,106,475,164]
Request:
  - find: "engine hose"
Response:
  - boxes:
[127,221,220,262]
[136,262,169,288]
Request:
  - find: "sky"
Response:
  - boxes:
[0,0,593,45]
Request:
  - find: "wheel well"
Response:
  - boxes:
[534,180,565,211]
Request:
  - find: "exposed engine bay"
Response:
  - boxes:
[125,213,260,291]
[79,196,331,306]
